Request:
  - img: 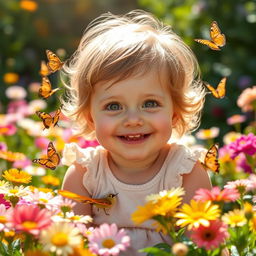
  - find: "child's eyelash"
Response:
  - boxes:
[104,102,122,111]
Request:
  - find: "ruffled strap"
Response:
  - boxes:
[61,142,101,167]
[165,144,206,188]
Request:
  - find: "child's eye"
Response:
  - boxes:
[105,102,122,111]
[142,100,160,108]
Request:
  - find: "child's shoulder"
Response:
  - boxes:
[61,142,105,167]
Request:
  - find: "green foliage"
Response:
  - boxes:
[138,0,256,142]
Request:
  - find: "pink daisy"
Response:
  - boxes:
[193,187,240,203]
[190,220,229,250]
[10,204,52,236]
[88,223,130,256]
[224,179,254,193]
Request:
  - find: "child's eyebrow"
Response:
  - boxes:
[99,93,165,103]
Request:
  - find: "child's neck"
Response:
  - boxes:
[107,145,170,185]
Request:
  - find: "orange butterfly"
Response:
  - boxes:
[36,108,61,129]
[201,143,220,173]
[58,190,117,215]
[46,50,64,73]
[204,77,227,99]
[195,21,226,51]
[33,142,60,170]
[39,61,51,77]
[38,76,60,99]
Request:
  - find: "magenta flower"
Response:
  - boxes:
[227,133,256,159]
[236,153,253,173]
[10,204,52,236]
[13,158,32,169]
[88,223,130,256]
[0,194,11,209]
[35,137,49,150]
[193,187,240,203]
[190,220,229,250]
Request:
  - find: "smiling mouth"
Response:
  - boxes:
[117,134,150,142]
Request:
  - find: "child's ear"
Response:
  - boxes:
[85,112,95,130]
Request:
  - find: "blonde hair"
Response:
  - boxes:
[61,9,206,138]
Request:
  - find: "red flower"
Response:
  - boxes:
[190,220,229,250]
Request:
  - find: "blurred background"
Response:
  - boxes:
[1,0,256,181]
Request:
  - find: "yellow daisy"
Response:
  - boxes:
[131,202,155,224]
[222,209,247,227]
[2,169,32,184]
[175,200,220,230]
[132,188,184,224]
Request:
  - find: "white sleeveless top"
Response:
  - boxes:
[62,143,202,256]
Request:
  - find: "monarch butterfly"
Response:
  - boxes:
[195,21,226,51]
[204,77,227,99]
[58,190,117,215]
[201,143,219,173]
[33,142,60,170]
[39,61,51,77]
[36,108,61,129]
[46,50,64,73]
[38,76,60,99]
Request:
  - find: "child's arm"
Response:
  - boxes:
[182,161,212,204]
[62,163,92,216]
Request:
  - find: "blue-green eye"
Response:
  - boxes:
[143,100,159,108]
[105,102,122,111]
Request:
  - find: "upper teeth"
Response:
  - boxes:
[126,135,142,138]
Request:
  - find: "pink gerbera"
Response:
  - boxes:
[88,223,130,256]
[193,187,240,203]
[190,220,229,250]
[10,204,52,236]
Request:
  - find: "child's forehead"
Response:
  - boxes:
[94,66,170,93]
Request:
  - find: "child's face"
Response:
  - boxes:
[89,67,176,164]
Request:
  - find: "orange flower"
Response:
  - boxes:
[0,150,26,162]
[3,73,19,84]
[41,175,60,186]
[20,0,38,12]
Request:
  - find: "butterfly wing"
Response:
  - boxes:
[202,143,220,173]
[205,77,226,99]
[39,77,59,99]
[47,142,60,168]
[210,21,226,48]
[40,61,51,76]
[32,142,60,170]
[52,108,61,127]
[46,50,64,73]
[58,190,110,206]
[194,39,221,51]
[36,111,53,129]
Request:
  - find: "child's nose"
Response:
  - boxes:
[123,110,143,127]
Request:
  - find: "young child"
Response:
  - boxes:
[61,9,212,255]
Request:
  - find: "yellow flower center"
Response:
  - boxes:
[70,216,80,221]
[22,221,37,229]
[0,216,7,224]
[39,198,48,203]
[102,239,116,249]
[230,215,244,224]
[51,232,68,246]
[9,189,18,194]
[202,130,212,137]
